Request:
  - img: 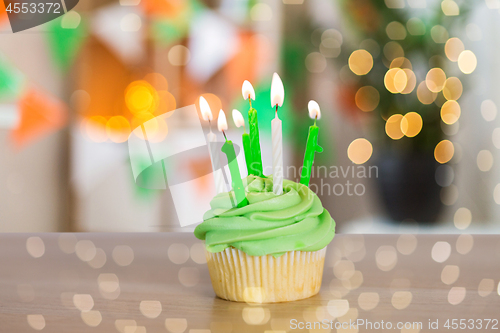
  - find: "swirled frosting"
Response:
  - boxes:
[194,175,336,257]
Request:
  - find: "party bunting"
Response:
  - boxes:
[187,9,239,83]
[150,0,203,46]
[91,4,144,64]
[0,0,7,26]
[0,55,26,100]
[46,14,87,71]
[224,31,259,98]
[10,87,68,149]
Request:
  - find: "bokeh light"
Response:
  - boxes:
[431,241,451,263]
[454,207,472,230]
[27,315,46,331]
[477,150,493,172]
[386,21,407,40]
[168,45,191,66]
[106,116,131,143]
[478,279,495,297]
[385,114,404,140]
[458,50,477,74]
[441,265,460,285]
[441,0,459,16]
[347,138,373,164]
[401,69,417,94]
[396,234,417,255]
[355,86,380,112]
[441,101,461,125]
[445,38,464,62]
[358,292,380,311]
[112,245,134,266]
[125,80,159,114]
[406,17,426,35]
[348,50,373,75]
[85,116,108,143]
[442,77,463,101]
[26,237,45,258]
[431,25,449,43]
[305,52,327,73]
[385,68,407,93]
[417,81,437,105]
[481,100,497,122]
[426,68,446,93]
[448,287,466,305]
[383,41,404,61]
[391,291,412,310]
[401,112,423,137]
[456,234,473,255]
[434,140,454,163]
[376,245,397,271]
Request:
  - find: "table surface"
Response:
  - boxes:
[1,233,499,333]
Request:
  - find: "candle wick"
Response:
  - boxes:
[222,130,227,141]
[314,116,317,126]
[249,97,252,109]
[275,104,278,114]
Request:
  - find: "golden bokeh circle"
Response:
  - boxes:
[434,140,455,164]
[355,86,380,112]
[347,138,373,164]
[445,38,464,62]
[458,50,477,74]
[426,68,447,93]
[385,114,404,140]
[106,116,131,143]
[441,101,461,125]
[401,112,423,137]
[442,77,463,101]
[401,69,417,94]
[417,81,437,105]
[385,68,407,94]
[348,50,373,75]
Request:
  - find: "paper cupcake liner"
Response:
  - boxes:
[205,247,327,303]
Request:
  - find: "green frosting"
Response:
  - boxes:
[194,175,336,257]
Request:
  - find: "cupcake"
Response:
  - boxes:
[194,175,335,303]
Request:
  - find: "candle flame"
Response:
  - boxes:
[199,96,213,121]
[232,109,245,128]
[217,109,228,132]
[242,80,255,100]
[270,72,284,107]
[308,100,321,120]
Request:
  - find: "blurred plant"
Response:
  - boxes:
[332,0,473,155]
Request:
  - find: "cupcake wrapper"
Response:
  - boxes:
[205,247,327,303]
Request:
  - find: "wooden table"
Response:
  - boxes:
[1,233,499,332]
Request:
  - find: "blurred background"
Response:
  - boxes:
[0,0,499,233]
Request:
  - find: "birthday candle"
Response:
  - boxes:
[270,73,284,195]
[232,109,252,176]
[199,96,226,194]
[218,110,248,208]
[242,80,263,177]
[300,100,324,187]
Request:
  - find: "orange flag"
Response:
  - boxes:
[140,0,185,18]
[0,0,7,26]
[224,31,259,98]
[11,87,68,149]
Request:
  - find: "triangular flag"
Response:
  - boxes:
[11,87,68,149]
[187,9,239,83]
[224,31,259,98]
[150,0,203,46]
[91,4,144,64]
[0,0,7,26]
[0,55,26,100]
[46,13,88,71]
[140,0,185,17]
